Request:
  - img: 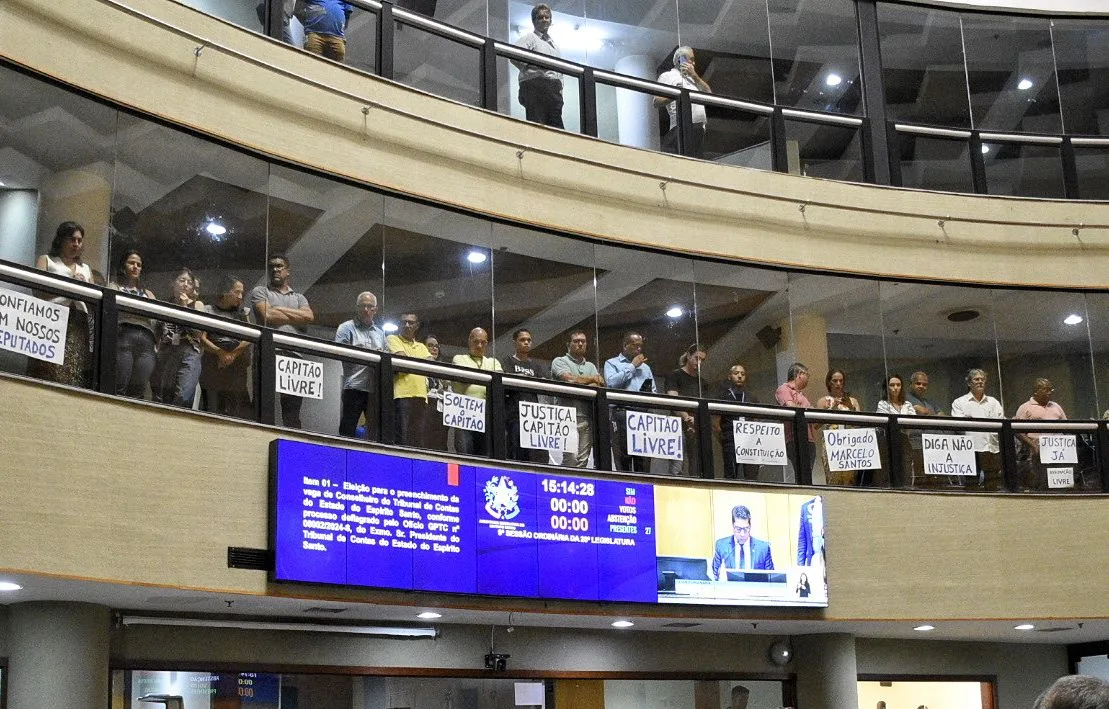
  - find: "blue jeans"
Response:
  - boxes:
[116,324,156,399]
[152,343,202,408]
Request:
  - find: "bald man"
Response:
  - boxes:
[451,327,503,456]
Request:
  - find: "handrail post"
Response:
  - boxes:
[488,371,506,460]
[696,399,714,480]
[593,388,612,471]
[377,351,395,445]
[257,329,276,425]
[794,410,812,486]
[887,416,903,489]
[96,289,118,396]
[377,1,395,79]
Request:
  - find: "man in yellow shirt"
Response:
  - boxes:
[386,312,431,447]
[451,327,502,456]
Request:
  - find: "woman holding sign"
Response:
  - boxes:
[817,369,862,486]
[32,221,95,387]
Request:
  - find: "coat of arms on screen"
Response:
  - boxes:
[483,476,521,520]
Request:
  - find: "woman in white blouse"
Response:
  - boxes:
[877,373,915,416]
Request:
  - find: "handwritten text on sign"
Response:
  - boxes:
[922,434,977,476]
[275,355,324,399]
[822,427,881,471]
[732,420,787,465]
[443,391,485,432]
[1047,467,1075,489]
[519,401,575,452]
[626,411,683,461]
[1039,434,1078,464]
[0,286,70,365]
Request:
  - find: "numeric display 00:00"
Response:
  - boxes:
[550,498,589,514]
[549,515,589,531]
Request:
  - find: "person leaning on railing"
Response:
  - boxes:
[108,249,157,400]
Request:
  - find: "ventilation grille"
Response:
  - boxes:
[227,547,271,570]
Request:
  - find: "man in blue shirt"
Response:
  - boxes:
[302,0,353,62]
[334,291,385,439]
[604,331,655,472]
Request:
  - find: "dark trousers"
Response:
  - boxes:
[519,78,564,128]
[394,398,427,448]
[721,436,760,481]
[612,408,648,473]
[279,394,303,429]
[339,388,379,440]
[455,429,488,457]
[661,123,706,159]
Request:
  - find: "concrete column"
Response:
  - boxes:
[37,165,113,280]
[613,54,655,150]
[793,633,859,709]
[7,602,110,709]
[777,313,829,387]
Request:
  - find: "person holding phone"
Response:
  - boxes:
[604,331,655,472]
[655,46,712,158]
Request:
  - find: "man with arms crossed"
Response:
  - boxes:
[550,330,605,467]
[249,254,315,429]
[712,505,774,580]
[334,291,385,439]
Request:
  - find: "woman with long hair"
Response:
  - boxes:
[109,249,157,398]
[150,267,205,407]
[32,221,94,386]
[817,368,862,486]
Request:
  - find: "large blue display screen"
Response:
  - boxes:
[272,440,828,607]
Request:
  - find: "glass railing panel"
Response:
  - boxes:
[344,8,379,75]
[980,140,1064,198]
[781,116,863,181]
[694,99,773,168]
[1073,144,1109,200]
[962,14,1061,134]
[1052,19,1109,137]
[677,0,775,106]
[402,0,489,36]
[180,0,264,32]
[582,0,679,72]
[899,417,1005,492]
[768,0,862,115]
[710,404,793,484]
[594,77,670,152]
[894,130,975,193]
[810,414,891,488]
[1086,293,1109,419]
[1011,422,1102,493]
[876,2,970,128]
[392,20,483,106]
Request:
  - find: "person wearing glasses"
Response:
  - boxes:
[1014,378,1067,490]
[334,291,386,439]
[249,254,315,428]
[711,505,774,581]
[386,312,432,447]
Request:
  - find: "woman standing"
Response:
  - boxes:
[151,267,205,408]
[817,369,862,486]
[109,249,157,398]
[33,221,94,387]
[877,373,916,484]
[199,275,253,418]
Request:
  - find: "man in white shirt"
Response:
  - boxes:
[655,46,711,158]
[950,367,1004,488]
[513,4,564,128]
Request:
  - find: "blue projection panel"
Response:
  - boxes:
[271,440,827,607]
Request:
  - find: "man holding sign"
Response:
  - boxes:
[1014,378,1068,490]
[451,327,503,456]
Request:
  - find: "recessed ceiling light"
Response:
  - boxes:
[205,221,227,236]
[0,179,6,186]
[914,624,935,631]
[0,581,23,592]
[1014,623,1035,631]
[383,322,399,333]
[466,250,487,264]
[611,620,634,628]
[825,73,842,87]
[1064,314,1084,325]
[417,611,442,619]
[1017,78,1033,91]
[981,145,991,154]
[666,306,683,318]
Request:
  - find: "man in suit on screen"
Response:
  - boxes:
[712,505,774,580]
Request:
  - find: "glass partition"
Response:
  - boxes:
[677,0,774,106]
[583,0,679,72]
[981,140,1064,198]
[595,79,668,152]
[768,0,862,115]
[1073,144,1109,200]
[699,102,773,168]
[178,0,264,32]
[1088,293,1109,419]
[344,9,379,75]
[392,21,483,106]
[962,15,1061,134]
[1053,19,1109,136]
[877,3,970,128]
[895,132,975,193]
[782,118,864,182]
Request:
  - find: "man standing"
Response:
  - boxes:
[302,0,353,62]
[655,46,712,158]
[334,291,385,439]
[501,328,548,462]
[1014,378,1067,490]
[667,343,705,476]
[550,329,605,467]
[250,254,315,429]
[716,363,759,481]
[451,327,503,456]
[512,4,564,128]
[950,368,1005,488]
[711,505,774,580]
[605,332,656,473]
[775,362,813,480]
[386,312,431,447]
[905,370,944,485]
